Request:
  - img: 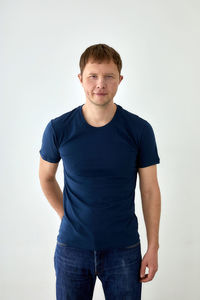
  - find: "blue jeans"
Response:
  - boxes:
[54,241,142,299]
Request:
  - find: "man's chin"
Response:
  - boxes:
[93,98,113,106]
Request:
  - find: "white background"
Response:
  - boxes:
[1,0,199,299]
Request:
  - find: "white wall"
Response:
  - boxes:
[1,0,199,299]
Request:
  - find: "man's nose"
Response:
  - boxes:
[96,78,106,88]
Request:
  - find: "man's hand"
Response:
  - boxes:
[139,247,158,282]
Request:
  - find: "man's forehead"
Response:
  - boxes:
[84,61,118,73]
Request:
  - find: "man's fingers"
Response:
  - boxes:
[140,260,147,278]
[140,273,148,279]
[140,266,157,282]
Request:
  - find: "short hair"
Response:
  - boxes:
[79,43,122,76]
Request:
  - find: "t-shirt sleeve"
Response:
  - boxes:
[137,121,160,168]
[39,120,61,163]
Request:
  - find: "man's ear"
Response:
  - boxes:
[77,73,83,84]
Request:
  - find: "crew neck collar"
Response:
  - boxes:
[79,103,121,129]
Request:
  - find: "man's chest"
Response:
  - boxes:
[59,128,138,177]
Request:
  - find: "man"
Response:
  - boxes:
[39,43,161,299]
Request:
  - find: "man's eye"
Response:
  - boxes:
[89,75,113,78]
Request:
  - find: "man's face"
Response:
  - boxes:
[78,59,123,106]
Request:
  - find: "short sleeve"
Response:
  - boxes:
[39,120,61,163]
[137,121,160,168]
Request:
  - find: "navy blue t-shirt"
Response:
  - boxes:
[39,103,160,250]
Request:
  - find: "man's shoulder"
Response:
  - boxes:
[46,105,80,142]
[52,105,79,123]
[120,105,150,129]
[50,105,80,130]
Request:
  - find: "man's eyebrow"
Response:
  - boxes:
[88,72,115,75]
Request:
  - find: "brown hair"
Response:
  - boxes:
[79,43,122,77]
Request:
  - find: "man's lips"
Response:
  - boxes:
[95,93,107,95]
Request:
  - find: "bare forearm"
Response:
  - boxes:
[40,178,64,219]
[141,185,161,250]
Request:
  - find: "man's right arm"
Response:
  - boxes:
[39,156,64,220]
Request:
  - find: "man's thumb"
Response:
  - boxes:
[140,262,146,278]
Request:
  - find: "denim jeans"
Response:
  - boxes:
[54,240,142,300]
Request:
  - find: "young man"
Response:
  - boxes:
[39,43,161,299]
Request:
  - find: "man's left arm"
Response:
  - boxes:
[138,164,161,283]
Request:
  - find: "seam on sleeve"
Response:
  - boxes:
[138,121,148,149]
[39,150,60,163]
[50,119,60,149]
[138,159,160,168]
